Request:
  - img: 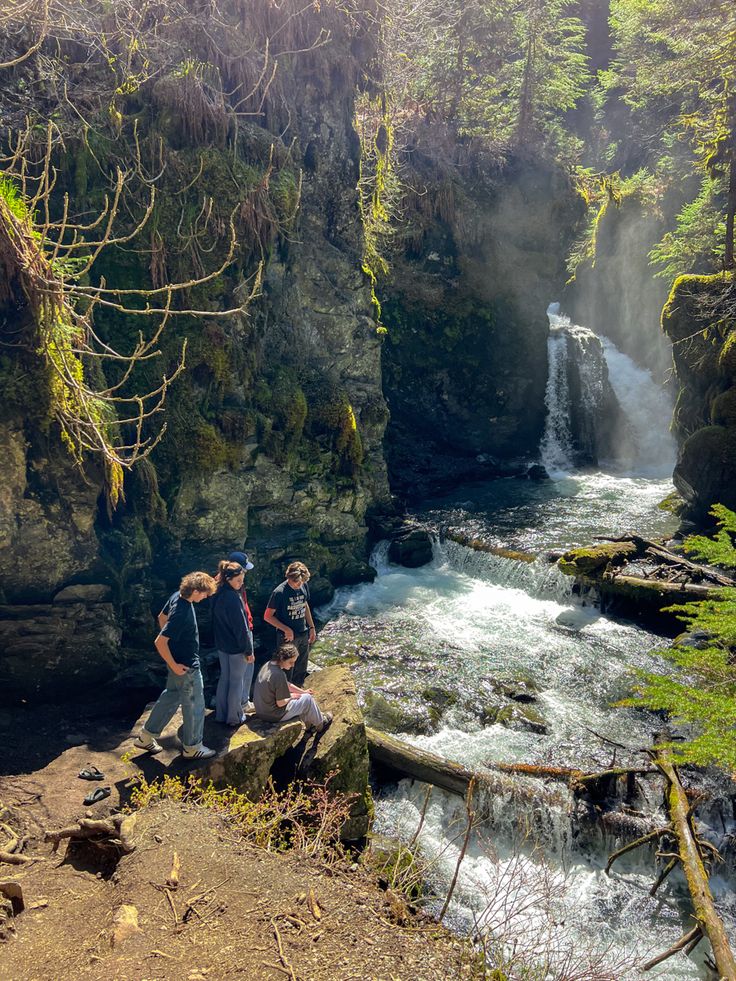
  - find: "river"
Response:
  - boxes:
[313,316,736,979]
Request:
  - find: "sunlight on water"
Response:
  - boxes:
[314,466,728,979]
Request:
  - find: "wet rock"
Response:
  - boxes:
[496,703,548,735]
[421,686,458,725]
[387,524,433,568]
[526,464,549,480]
[497,680,539,704]
[53,583,111,604]
[362,691,432,735]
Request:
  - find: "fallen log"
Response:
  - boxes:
[445,531,537,563]
[654,751,736,979]
[602,572,716,599]
[492,762,655,787]
[366,728,474,797]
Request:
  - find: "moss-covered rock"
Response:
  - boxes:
[558,541,638,577]
[303,666,374,841]
[362,691,432,735]
[711,387,736,427]
[496,703,548,735]
[674,425,736,517]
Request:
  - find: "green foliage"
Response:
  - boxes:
[684,503,736,567]
[386,0,590,154]
[630,504,736,771]
[649,177,726,279]
[129,770,355,858]
[606,0,736,272]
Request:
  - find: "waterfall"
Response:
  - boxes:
[601,337,676,477]
[539,328,575,473]
[438,538,575,603]
[540,305,674,478]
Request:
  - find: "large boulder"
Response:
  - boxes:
[301,665,373,841]
[0,601,122,701]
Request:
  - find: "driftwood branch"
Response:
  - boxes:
[642,924,703,972]
[654,749,736,979]
[44,813,136,854]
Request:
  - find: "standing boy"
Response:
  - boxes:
[263,561,316,687]
[135,571,217,759]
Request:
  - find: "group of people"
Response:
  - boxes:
[134,554,332,760]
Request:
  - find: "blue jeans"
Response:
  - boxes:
[144,667,205,748]
[215,651,254,725]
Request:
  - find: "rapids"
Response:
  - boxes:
[313,311,733,978]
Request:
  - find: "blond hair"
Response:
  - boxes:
[179,571,216,599]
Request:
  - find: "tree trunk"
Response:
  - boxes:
[726,153,735,271]
[656,751,736,979]
[366,727,474,797]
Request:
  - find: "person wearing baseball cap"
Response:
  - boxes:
[229,550,254,572]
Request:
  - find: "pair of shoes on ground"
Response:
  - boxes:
[78,765,111,806]
[133,732,215,759]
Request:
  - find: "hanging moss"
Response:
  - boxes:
[720,330,736,380]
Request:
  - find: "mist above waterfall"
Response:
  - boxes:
[541,305,675,478]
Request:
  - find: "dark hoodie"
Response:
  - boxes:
[212,585,253,655]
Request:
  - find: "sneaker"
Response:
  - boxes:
[243,701,256,714]
[133,732,163,754]
[181,743,216,760]
[314,712,333,735]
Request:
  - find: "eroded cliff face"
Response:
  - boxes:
[0,0,390,700]
[662,274,736,521]
[381,154,584,496]
[562,185,687,384]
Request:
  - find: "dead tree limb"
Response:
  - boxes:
[654,750,736,979]
[649,857,678,896]
[605,827,670,876]
[642,924,702,972]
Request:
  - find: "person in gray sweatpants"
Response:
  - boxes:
[253,643,332,732]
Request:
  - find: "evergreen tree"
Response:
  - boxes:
[385,0,590,155]
[631,505,736,771]
[606,0,736,270]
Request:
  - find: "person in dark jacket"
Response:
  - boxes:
[212,560,254,726]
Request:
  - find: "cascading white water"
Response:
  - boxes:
[601,337,677,477]
[312,305,721,978]
[541,303,676,478]
[539,328,575,473]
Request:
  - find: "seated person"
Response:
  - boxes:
[253,643,332,733]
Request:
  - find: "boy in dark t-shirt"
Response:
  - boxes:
[263,561,316,687]
[134,571,217,759]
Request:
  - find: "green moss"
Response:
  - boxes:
[720,330,736,380]
[306,383,364,475]
[658,490,686,515]
[558,541,638,577]
[711,387,736,427]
